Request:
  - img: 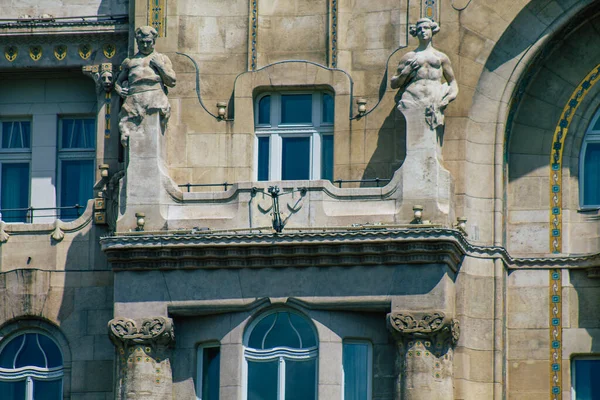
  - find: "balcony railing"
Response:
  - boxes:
[333,178,391,188]
[0,205,85,223]
[178,182,232,192]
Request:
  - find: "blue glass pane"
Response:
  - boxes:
[15,333,46,368]
[33,379,62,400]
[60,160,94,220]
[1,163,29,223]
[202,347,220,400]
[583,143,600,205]
[0,380,26,400]
[322,93,334,124]
[258,96,271,125]
[61,119,95,149]
[258,137,270,181]
[282,137,310,180]
[263,312,301,350]
[247,360,278,400]
[288,313,316,348]
[321,135,334,181]
[285,359,317,400]
[248,313,276,350]
[593,117,600,131]
[281,94,312,124]
[0,335,25,368]
[37,335,62,368]
[574,359,600,399]
[343,342,370,400]
[2,121,31,149]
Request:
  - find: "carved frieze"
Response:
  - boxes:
[387,311,459,345]
[108,317,175,348]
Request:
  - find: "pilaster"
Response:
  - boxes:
[108,316,175,400]
[387,311,459,400]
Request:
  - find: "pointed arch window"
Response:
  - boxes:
[0,332,63,400]
[244,310,318,400]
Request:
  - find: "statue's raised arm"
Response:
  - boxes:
[117,26,177,147]
[391,18,458,129]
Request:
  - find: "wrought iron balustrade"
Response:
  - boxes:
[0,205,85,223]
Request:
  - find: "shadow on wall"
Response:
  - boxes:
[361,106,406,187]
[97,0,128,15]
[571,270,600,348]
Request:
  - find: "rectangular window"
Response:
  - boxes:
[321,135,334,181]
[257,136,270,181]
[1,163,30,223]
[197,344,220,400]
[254,92,334,181]
[572,358,600,399]
[282,137,311,180]
[0,120,32,223]
[343,340,372,400]
[58,117,96,221]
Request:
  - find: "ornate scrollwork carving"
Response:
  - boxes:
[387,311,459,346]
[108,316,174,348]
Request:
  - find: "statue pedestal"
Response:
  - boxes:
[398,107,454,224]
[116,113,173,231]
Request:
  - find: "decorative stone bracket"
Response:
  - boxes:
[387,312,459,400]
[108,317,175,400]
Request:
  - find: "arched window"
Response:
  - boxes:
[244,310,318,400]
[580,109,600,207]
[0,332,64,400]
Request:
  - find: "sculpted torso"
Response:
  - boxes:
[395,48,448,106]
[123,54,170,93]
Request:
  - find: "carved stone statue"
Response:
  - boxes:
[82,63,116,93]
[115,26,177,147]
[391,18,458,129]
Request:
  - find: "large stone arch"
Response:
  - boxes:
[457,0,598,255]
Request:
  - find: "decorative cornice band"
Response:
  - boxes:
[387,311,459,345]
[108,317,174,348]
[100,227,600,270]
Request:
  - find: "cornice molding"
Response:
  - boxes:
[100,227,600,271]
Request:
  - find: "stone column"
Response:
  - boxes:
[108,317,175,400]
[387,311,460,400]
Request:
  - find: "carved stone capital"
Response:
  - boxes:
[387,311,459,346]
[108,316,175,349]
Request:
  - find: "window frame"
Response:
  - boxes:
[342,339,373,400]
[571,355,600,399]
[242,308,319,400]
[196,342,221,400]
[56,115,97,220]
[0,330,64,400]
[254,91,334,182]
[579,109,600,208]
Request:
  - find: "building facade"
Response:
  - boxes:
[0,0,600,399]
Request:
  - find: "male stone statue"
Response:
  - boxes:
[391,18,458,129]
[115,25,177,147]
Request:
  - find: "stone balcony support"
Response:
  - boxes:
[387,311,459,400]
[108,317,175,400]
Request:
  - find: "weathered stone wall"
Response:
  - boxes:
[2,0,127,18]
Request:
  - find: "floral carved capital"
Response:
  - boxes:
[387,311,459,346]
[108,316,174,348]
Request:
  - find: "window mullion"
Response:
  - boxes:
[26,376,33,400]
[279,356,285,400]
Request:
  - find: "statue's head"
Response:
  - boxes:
[409,18,440,41]
[135,26,158,55]
[100,70,113,92]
